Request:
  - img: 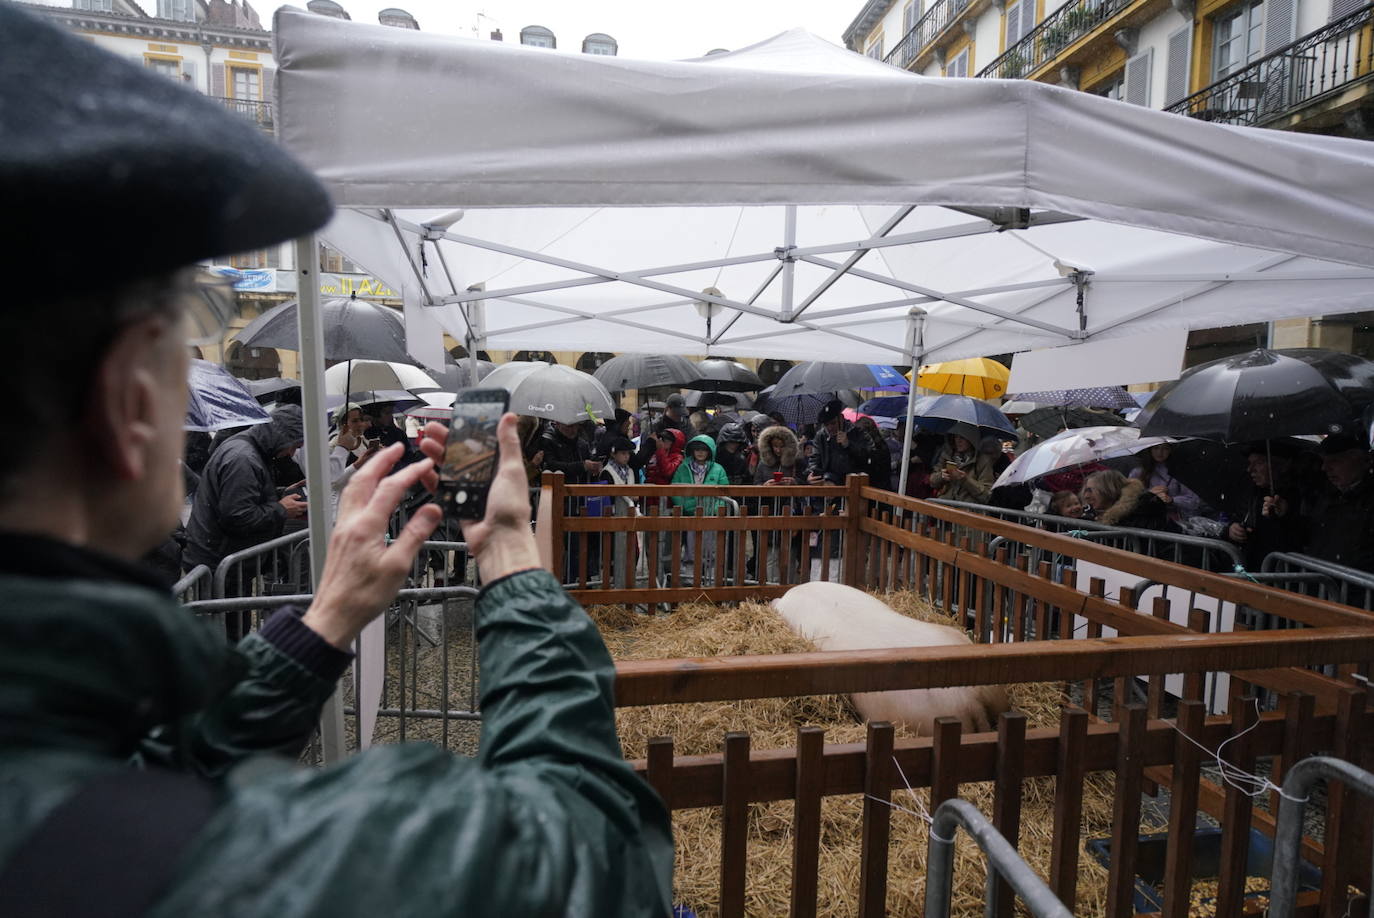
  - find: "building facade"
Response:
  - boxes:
[845,0,1374,365]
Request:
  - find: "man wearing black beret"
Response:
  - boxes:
[0,5,671,917]
[1306,432,1374,571]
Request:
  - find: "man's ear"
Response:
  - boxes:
[87,319,165,482]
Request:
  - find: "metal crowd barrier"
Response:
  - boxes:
[1262,552,1374,612]
[1270,756,1374,918]
[172,564,212,604]
[924,798,1073,918]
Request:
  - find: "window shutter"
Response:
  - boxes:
[211,62,226,98]
[1330,0,1362,20]
[1164,26,1192,105]
[262,67,276,106]
[1124,48,1153,106]
[1264,0,1297,51]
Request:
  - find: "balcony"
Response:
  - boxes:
[1165,3,1373,128]
[214,96,275,135]
[884,0,974,70]
[978,0,1137,79]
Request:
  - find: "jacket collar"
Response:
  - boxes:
[0,544,238,757]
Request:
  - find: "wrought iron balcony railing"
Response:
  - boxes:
[1165,3,1373,126]
[214,96,275,132]
[977,0,1135,79]
[884,0,973,70]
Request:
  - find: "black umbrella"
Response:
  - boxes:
[752,387,863,428]
[1136,348,1374,442]
[1020,406,1128,439]
[593,353,698,392]
[772,361,908,396]
[235,296,409,363]
[686,390,749,409]
[683,358,762,392]
[244,377,300,403]
[429,359,496,391]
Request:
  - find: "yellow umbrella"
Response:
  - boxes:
[915,358,1010,399]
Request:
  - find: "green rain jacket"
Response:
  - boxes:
[0,549,674,917]
[670,434,730,516]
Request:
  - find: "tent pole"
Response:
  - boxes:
[467,289,486,387]
[780,205,797,322]
[897,307,927,500]
[294,232,347,764]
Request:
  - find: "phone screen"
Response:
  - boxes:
[440,389,509,518]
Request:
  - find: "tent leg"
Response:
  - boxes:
[897,308,928,502]
[779,205,798,321]
[295,232,347,765]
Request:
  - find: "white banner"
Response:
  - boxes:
[1008,329,1188,392]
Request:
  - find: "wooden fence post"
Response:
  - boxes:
[536,470,564,578]
[844,473,870,587]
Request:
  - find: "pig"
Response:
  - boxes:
[772,581,1010,735]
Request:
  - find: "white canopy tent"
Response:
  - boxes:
[272,9,1374,756]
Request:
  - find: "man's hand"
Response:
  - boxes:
[279,494,308,519]
[807,472,824,484]
[1227,522,1249,543]
[448,414,542,580]
[945,468,967,482]
[835,430,848,447]
[301,444,442,649]
[1262,494,1288,517]
[584,459,603,476]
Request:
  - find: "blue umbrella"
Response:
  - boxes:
[186,360,270,432]
[859,394,940,418]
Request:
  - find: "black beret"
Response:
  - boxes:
[816,398,845,424]
[0,3,332,292]
[1319,432,1368,455]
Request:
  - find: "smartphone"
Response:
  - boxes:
[438,388,509,519]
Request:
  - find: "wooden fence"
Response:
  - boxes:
[534,473,1374,917]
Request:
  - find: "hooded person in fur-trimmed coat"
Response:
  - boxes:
[1081,469,1173,531]
[753,425,801,484]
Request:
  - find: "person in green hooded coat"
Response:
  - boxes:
[0,10,673,917]
[670,435,730,582]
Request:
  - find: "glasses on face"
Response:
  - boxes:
[183,269,244,347]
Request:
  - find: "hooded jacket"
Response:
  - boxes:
[0,545,674,917]
[184,406,304,568]
[753,425,801,483]
[927,434,997,504]
[1089,477,1171,530]
[646,428,686,487]
[671,434,730,515]
[539,422,592,484]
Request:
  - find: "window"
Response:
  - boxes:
[903,0,921,34]
[1005,0,1034,47]
[1091,73,1125,100]
[157,0,194,21]
[1212,0,1264,79]
[144,57,180,79]
[867,35,884,59]
[582,33,617,55]
[520,25,556,48]
[575,352,615,372]
[513,350,558,364]
[230,66,261,100]
[945,46,970,77]
[319,245,360,274]
[75,0,113,10]
[230,246,281,270]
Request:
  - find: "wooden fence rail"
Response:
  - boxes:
[532,472,1374,916]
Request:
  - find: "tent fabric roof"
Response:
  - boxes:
[273,10,1374,365]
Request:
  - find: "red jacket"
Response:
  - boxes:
[646,429,685,486]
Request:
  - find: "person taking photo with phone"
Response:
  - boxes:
[0,9,673,916]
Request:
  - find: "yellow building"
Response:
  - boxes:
[845,0,1374,366]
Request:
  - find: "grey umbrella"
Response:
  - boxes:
[593,353,698,392]
[484,363,617,424]
[235,296,410,363]
[683,358,763,392]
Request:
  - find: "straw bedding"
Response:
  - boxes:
[589,592,1163,918]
